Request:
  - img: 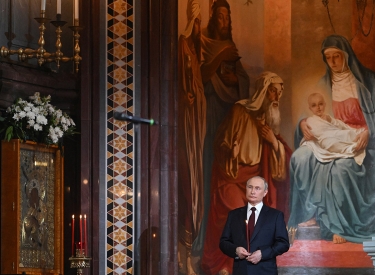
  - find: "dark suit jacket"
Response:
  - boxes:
[219,204,289,275]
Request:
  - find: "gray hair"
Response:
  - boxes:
[246,176,268,191]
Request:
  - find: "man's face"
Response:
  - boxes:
[263,83,282,135]
[246,177,268,206]
[308,94,326,117]
[215,7,230,40]
[192,14,201,43]
[266,83,282,106]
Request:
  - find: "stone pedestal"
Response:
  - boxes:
[363,236,375,271]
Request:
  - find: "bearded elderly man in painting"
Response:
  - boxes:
[201,71,292,275]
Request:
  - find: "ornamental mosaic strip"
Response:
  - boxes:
[107,0,134,274]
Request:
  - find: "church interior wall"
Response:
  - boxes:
[1,0,375,274]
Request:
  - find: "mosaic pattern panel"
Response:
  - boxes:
[107,0,134,274]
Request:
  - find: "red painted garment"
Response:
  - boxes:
[332,98,367,129]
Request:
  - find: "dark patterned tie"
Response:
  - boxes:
[248,207,256,239]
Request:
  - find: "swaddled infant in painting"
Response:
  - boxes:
[301,92,366,165]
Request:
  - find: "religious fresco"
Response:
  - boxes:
[177,0,375,274]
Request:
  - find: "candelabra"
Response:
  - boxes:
[69,249,92,275]
[0,10,83,73]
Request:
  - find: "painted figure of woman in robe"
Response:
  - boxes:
[288,34,375,244]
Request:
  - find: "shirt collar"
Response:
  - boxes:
[248,201,263,213]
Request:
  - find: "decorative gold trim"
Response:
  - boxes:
[1,139,64,275]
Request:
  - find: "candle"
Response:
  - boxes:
[72,215,75,256]
[41,0,46,10]
[57,0,61,14]
[245,220,249,252]
[80,215,82,253]
[84,214,87,255]
[74,0,79,22]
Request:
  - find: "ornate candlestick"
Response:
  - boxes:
[1,11,51,63]
[34,14,49,66]
[69,249,92,275]
[0,10,84,72]
[69,26,84,73]
[50,14,67,69]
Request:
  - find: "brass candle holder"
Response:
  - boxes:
[0,11,83,72]
[69,249,92,275]
[69,25,84,73]
[50,14,67,69]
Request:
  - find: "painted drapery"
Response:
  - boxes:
[177,1,375,274]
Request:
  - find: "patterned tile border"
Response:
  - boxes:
[107,0,134,274]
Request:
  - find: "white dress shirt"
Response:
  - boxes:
[247,202,263,225]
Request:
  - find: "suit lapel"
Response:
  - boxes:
[251,204,269,240]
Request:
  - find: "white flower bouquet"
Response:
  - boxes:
[0,92,77,145]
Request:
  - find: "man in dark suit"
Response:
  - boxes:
[219,176,289,275]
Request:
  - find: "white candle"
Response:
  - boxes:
[74,0,79,21]
[57,0,61,14]
[41,0,46,11]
